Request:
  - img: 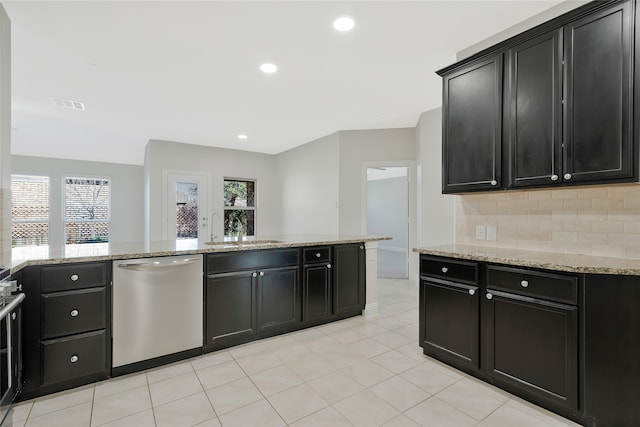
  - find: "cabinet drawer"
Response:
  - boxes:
[41,330,107,386]
[41,263,107,292]
[420,256,478,285]
[41,287,107,339]
[207,248,299,274]
[486,265,578,305]
[303,247,331,264]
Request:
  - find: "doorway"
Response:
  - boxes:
[366,167,409,279]
[164,172,210,249]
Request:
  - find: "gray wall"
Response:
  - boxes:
[338,128,416,235]
[277,132,339,235]
[11,155,145,248]
[416,108,455,248]
[367,176,408,252]
[145,140,281,242]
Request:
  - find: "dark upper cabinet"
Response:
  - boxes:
[442,54,503,193]
[441,0,636,193]
[563,1,633,183]
[507,30,563,188]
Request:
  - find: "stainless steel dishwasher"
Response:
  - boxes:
[112,254,203,370]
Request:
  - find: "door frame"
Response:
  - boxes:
[161,169,212,245]
[361,161,417,281]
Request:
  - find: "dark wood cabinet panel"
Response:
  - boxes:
[507,30,563,187]
[302,264,331,323]
[563,2,633,183]
[333,244,365,315]
[40,263,107,292]
[205,272,257,345]
[41,287,107,339]
[260,267,299,333]
[41,330,107,387]
[420,279,479,370]
[484,290,578,411]
[442,54,503,193]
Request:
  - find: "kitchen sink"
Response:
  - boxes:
[204,239,284,246]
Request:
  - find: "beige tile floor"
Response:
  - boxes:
[5,279,581,427]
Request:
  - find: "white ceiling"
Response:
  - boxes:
[5,0,567,166]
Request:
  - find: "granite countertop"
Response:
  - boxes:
[413,244,640,276]
[11,235,390,273]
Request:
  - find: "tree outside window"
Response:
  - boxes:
[64,177,110,244]
[224,179,255,238]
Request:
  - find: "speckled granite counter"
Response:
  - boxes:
[413,244,640,276]
[11,235,390,273]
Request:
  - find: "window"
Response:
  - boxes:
[11,174,50,247]
[224,179,255,238]
[64,177,110,244]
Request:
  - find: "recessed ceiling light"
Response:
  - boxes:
[237,134,248,140]
[260,63,277,74]
[334,16,355,32]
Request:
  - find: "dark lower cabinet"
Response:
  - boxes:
[41,330,107,387]
[302,263,331,323]
[420,279,479,370]
[484,290,578,411]
[205,271,257,345]
[204,249,301,351]
[333,244,365,316]
[259,266,299,333]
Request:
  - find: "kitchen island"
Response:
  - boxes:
[12,235,387,400]
[414,244,640,427]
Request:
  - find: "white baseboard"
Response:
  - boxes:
[363,302,380,317]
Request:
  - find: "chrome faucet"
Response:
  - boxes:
[210,212,220,241]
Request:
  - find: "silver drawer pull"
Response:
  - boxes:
[11,313,16,320]
[70,309,79,317]
[564,173,572,180]
[252,272,257,278]
[70,355,79,363]
[468,289,475,296]
[360,245,364,250]
[441,267,448,273]
[490,180,497,186]
[327,264,332,269]
[551,174,559,181]
[70,274,79,282]
[259,271,265,277]
[316,252,321,258]
[486,293,493,300]
[521,280,529,288]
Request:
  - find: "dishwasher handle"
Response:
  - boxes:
[117,257,201,270]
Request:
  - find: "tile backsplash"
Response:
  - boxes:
[455,184,640,259]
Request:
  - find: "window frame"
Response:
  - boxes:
[223,177,257,238]
[10,174,51,247]
[63,175,112,245]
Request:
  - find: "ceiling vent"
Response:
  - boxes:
[50,97,85,111]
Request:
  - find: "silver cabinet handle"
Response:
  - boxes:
[316,252,321,258]
[70,309,79,317]
[486,293,493,300]
[11,313,16,321]
[551,174,559,181]
[70,274,79,282]
[441,267,448,273]
[70,355,79,363]
[521,280,529,288]
[564,173,572,180]
[490,180,497,186]
[252,272,257,278]
[468,289,475,296]
[327,264,332,269]
[259,271,265,277]
[360,245,364,250]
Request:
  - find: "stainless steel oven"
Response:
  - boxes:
[0,267,25,426]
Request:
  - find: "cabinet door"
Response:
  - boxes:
[420,279,479,370]
[41,287,106,339]
[443,54,503,193]
[563,2,633,183]
[205,271,257,345]
[508,30,563,188]
[484,290,578,410]
[333,244,365,316]
[302,264,331,323]
[259,266,299,333]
